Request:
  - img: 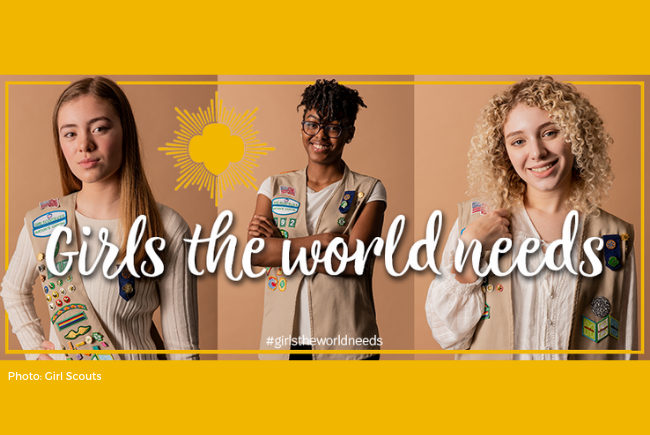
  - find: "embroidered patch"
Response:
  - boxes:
[602,235,622,271]
[97,354,114,361]
[280,229,289,238]
[279,218,287,227]
[591,296,611,318]
[609,316,619,340]
[288,218,296,228]
[338,217,346,226]
[597,317,609,341]
[277,268,283,276]
[267,276,277,291]
[280,186,296,197]
[265,267,271,276]
[39,198,60,209]
[271,197,300,216]
[31,210,68,238]
[471,201,482,215]
[51,303,88,323]
[57,312,88,331]
[480,303,490,320]
[278,277,287,291]
[339,191,355,214]
[582,316,597,342]
[273,217,278,226]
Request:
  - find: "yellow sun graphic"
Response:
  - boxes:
[158,92,274,206]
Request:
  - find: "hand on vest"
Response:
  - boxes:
[37,340,55,361]
[460,208,512,253]
[248,215,282,238]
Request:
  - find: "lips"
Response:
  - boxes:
[310,141,331,152]
[528,160,557,175]
[78,158,100,169]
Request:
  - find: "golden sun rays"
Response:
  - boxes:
[158,91,274,206]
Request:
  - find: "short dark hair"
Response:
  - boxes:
[297,79,367,126]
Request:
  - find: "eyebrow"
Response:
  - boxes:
[505,121,556,139]
[59,116,112,133]
[306,114,321,122]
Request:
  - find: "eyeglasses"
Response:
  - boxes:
[301,121,350,138]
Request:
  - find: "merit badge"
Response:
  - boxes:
[267,276,277,291]
[279,218,287,227]
[486,284,494,293]
[288,218,296,228]
[471,201,482,215]
[358,192,365,199]
[609,316,619,340]
[37,252,45,261]
[496,284,503,292]
[338,217,346,226]
[68,285,76,292]
[265,267,271,276]
[602,235,622,271]
[280,229,289,238]
[39,198,60,209]
[480,303,490,320]
[339,191,355,214]
[273,217,278,226]
[621,233,629,242]
[582,316,597,342]
[280,186,296,197]
[271,197,300,216]
[277,268,283,276]
[591,296,611,318]
[64,325,91,340]
[278,277,287,291]
[31,210,67,238]
[481,286,486,293]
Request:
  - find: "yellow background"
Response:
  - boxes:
[1,1,649,433]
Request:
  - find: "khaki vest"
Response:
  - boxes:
[26,193,120,360]
[259,164,381,360]
[456,199,635,360]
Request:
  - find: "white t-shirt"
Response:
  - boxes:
[258,176,387,342]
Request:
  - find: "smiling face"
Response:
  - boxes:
[503,103,575,197]
[57,95,123,188]
[301,108,354,165]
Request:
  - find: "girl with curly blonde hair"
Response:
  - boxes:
[426,77,637,360]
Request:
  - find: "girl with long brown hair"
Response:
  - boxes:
[1,77,199,360]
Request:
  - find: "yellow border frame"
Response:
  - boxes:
[3,79,645,356]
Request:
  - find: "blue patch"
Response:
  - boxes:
[339,191,355,214]
[603,234,622,271]
[609,316,619,340]
[271,197,300,216]
[32,210,67,238]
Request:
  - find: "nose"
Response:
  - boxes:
[529,137,547,160]
[314,127,328,140]
[77,131,96,152]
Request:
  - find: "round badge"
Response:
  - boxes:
[37,253,45,261]
[122,269,132,279]
[56,299,62,307]
[591,297,611,318]
[43,286,48,294]
[46,295,51,302]
[52,292,58,298]
[49,283,55,289]
[63,296,70,303]
[267,276,277,291]
[343,194,351,201]
[68,285,76,292]
[481,286,486,293]
[48,303,55,310]
[496,284,503,292]
[56,279,63,286]
[358,192,365,198]
[85,336,93,344]
[487,284,494,292]
[605,239,616,250]
[122,283,134,294]
[66,275,73,282]
[278,277,287,292]
[60,288,65,295]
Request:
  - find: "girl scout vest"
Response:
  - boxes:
[26,193,120,360]
[456,199,635,360]
[259,165,381,360]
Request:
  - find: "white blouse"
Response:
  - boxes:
[425,207,637,360]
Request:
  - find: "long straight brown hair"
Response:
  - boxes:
[52,77,164,269]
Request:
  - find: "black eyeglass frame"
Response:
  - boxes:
[301,121,352,138]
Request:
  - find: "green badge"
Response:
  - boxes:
[338,217,346,226]
[608,257,620,268]
[582,316,596,342]
[280,229,289,238]
[279,218,287,227]
[340,200,348,209]
[289,218,296,228]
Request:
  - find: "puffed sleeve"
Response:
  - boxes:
[156,207,199,360]
[425,218,486,350]
[0,222,47,360]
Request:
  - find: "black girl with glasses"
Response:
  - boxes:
[247,79,387,360]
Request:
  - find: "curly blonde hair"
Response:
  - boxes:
[468,77,613,216]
